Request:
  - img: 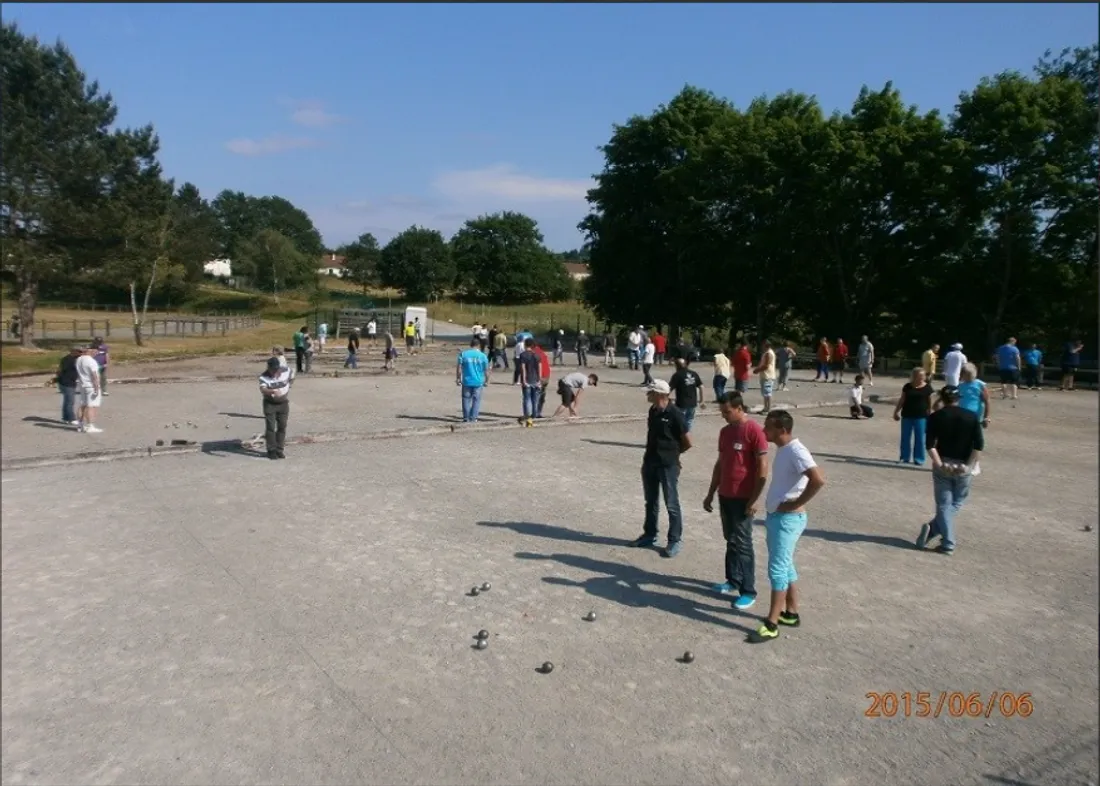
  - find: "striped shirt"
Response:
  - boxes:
[259,367,293,400]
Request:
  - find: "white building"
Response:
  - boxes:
[318,254,347,278]
[203,258,233,278]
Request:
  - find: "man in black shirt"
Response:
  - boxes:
[916,386,985,555]
[668,357,704,432]
[56,346,82,425]
[344,328,360,369]
[630,380,692,558]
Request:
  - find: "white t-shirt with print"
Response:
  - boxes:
[943,350,967,386]
[76,355,100,389]
[848,385,863,407]
[366,321,377,336]
[642,342,656,364]
[765,438,818,513]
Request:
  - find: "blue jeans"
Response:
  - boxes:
[461,385,483,422]
[344,350,358,369]
[713,375,727,402]
[678,406,696,432]
[642,462,683,543]
[628,348,640,369]
[522,385,540,418]
[765,511,808,591]
[60,385,77,422]
[900,417,927,463]
[928,471,972,552]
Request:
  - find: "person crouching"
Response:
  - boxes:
[849,375,874,419]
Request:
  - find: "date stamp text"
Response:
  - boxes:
[864,692,1034,719]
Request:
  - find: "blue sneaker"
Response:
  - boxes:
[732,594,757,610]
[713,582,736,595]
[629,535,658,548]
[661,541,683,558]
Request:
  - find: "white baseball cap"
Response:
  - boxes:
[648,380,671,395]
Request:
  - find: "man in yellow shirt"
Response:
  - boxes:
[712,349,731,402]
[922,343,940,380]
[404,321,418,356]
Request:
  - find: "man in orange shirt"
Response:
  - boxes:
[832,338,849,384]
[813,338,831,382]
[733,341,753,394]
[652,330,668,365]
[533,343,552,418]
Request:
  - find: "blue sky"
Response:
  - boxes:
[7,3,1098,252]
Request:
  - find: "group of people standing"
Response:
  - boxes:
[54,339,109,433]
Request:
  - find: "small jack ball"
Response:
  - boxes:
[470,587,480,596]
[540,661,554,674]
[477,629,489,640]
[584,612,596,622]
[481,582,491,591]
[1086,524,1094,532]
[475,639,488,650]
[682,651,695,663]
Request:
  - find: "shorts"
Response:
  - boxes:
[999,369,1019,384]
[831,360,846,372]
[734,378,748,393]
[405,336,415,348]
[760,379,775,397]
[385,348,397,360]
[79,387,101,408]
[764,511,807,591]
[558,382,577,406]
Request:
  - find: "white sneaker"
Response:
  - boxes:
[68,420,80,426]
[84,425,103,434]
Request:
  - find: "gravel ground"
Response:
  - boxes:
[1,381,1096,785]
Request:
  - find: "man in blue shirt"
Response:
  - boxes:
[994,337,1021,400]
[456,338,491,423]
[1061,339,1084,392]
[1022,344,1043,390]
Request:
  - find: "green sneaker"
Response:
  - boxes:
[748,621,779,643]
[777,611,801,627]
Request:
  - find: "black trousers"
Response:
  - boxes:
[263,398,289,454]
[719,496,756,596]
[295,347,305,373]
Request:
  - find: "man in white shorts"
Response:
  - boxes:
[75,345,103,433]
[942,343,967,387]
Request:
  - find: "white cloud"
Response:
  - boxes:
[224,135,319,157]
[432,164,592,203]
[280,98,345,129]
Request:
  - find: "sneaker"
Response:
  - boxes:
[934,545,955,556]
[275,451,286,459]
[628,535,657,548]
[525,419,533,428]
[101,391,109,396]
[748,621,779,643]
[84,425,103,433]
[661,541,683,558]
[777,611,801,627]
[916,523,931,550]
[69,420,80,426]
[732,594,757,610]
[713,582,737,595]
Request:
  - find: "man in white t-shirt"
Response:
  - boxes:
[317,322,328,353]
[366,318,378,346]
[857,336,875,385]
[75,346,103,433]
[750,410,826,644]
[627,329,643,371]
[641,338,656,386]
[943,344,967,387]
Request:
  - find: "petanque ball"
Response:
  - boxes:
[477,629,489,640]
[682,651,695,663]
[481,582,491,591]
[475,639,488,650]
[584,612,596,622]
[1086,524,1094,532]
[470,587,480,596]
[540,661,554,674]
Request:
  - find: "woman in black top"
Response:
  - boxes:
[893,367,934,465]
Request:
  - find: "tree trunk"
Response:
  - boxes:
[17,272,38,348]
[129,281,145,347]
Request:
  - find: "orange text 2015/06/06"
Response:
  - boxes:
[864,692,1035,719]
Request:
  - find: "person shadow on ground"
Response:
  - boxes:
[514,550,755,635]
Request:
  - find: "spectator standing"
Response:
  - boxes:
[857,335,875,385]
[344,329,360,369]
[755,341,778,413]
[943,343,967,387]
[641,337,656,386]
[922,343,940,380]
[92,337,109,396]
[832,338,849,384]
[893,368,934,465]
[602,329,616,366]
[404,321,417,356]
[995,337,1021,400]
[258,356,293,460]
[383,332,397,370]
[733,342,753,394]
[813,338,831,383]
[513,329,533,384]
[1022,343,1043,390]
[776,342,795,392]
[575,330,590,367]
[272,346,288,369]
[712,348,731,402]
[630,379,691,558]
[292,326,307,373]
[75,346,103,433]
[668,357,704,432]
[317,321,328,353]
[518,338,542,427]
[56,346,82,425]
[1060,339,1084,392]
[492,328,509,370]
[366,317,378,346]
[627,328,643,370]
[653,330,667,365]
[414,318,424,348]
[457,338,491,423]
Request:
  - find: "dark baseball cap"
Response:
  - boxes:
[266,357,281,369]
[939,385,961,402]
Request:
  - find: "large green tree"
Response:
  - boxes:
[451,211,572,303]
[379,226,454,301]
[234,228,313,298]
[212,191,324,262]
[169,182,221,283]
[336,232,382,294]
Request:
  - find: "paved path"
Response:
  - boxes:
[2,390,1096,785]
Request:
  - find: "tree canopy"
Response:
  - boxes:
[581,46,1099,355]
[378,226,455,302]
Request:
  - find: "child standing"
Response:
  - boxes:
[750,410,826,643]
[848,375,873,419]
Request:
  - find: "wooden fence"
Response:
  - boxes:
[6,315,263,341]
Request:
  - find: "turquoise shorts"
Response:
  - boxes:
[765,511,808,591]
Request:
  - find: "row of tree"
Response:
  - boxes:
[580,46,1098,355]
[335,211,576,303]
[1,23,336,345]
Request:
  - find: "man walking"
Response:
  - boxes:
[776,342,795,392]
[292,325,307,373]
[533,342,552,418]
[922,343,940,381]
[317,321,328,353]
[630,379,692,558]
[641,335,656,386]
[575,330,590,367]
[492,327,509,370]
[653,330,667,365]
[56,346,82,426]
[813,338,831,383]
[712,347,730,403]
[551,372,598,418]
[366,317,377,346]
[518,338,542,427]
[1023,343,1043,390]
[404,321,417,356]
[457,338,491,423]
[995,337,1021,400]
[669,357,704,432]
[75,345,103,434]
[602,329,616,366]
[703,392,769,610]
[259,356,293,459]
[749,410,826,643]
[755,340,777,413]
[513,328,533,384]
[832,338,849,384]
[916,386,985,555]
[1060,338,1084,392]
[857,335,875,385]
[551,330,565,366]
[733,341,753,394]
[627,327,643,371]
[344,328,360,369]
[943,343,967,387]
